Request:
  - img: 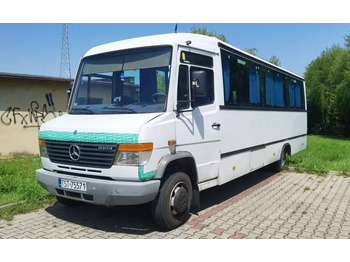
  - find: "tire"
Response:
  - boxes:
[271,146,288,172]
[151,172,192,229]
[56,196,82,207]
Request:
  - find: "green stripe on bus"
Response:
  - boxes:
[39,130,139,144]
[138,166,156,181]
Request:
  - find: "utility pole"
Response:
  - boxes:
[60,23,71,79]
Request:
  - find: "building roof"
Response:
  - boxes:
[0,72,73,82]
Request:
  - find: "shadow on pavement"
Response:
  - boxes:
[198,168,276,211]
[45,168,277,235]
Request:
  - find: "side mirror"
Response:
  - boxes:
[191,70,208,97]
[176,69,210,117]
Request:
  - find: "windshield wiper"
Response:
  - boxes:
[70,107,94,114]
[102,106,137,114]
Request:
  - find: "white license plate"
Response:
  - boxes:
[58,178,87,192]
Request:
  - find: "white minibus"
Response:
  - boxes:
[36,33,307,229]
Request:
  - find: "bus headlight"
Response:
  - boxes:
[115,143,153,166]
[39,139,49,158]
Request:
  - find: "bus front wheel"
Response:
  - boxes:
[151,172,192,229]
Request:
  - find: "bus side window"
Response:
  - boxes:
[288,79,303,108]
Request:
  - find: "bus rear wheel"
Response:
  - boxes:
[151,172,192,229]
[271,146,288,172]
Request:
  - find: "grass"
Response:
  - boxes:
[0,156,55,220]
[287,135,350,174]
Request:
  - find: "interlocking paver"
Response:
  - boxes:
[272,232,287,239]
[1,170,350,239]
[299,232,313,238]
[278,227,289,234]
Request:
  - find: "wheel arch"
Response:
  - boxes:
[154,152,198,191]
[283,143,291,156]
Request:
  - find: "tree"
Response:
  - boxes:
[268,55,281,66]
[244,48,258,56]
[191,27,228,43]
[305,42,350,136]
[191,27,283,68]
[244,48,281,67]
[344,34,350,49]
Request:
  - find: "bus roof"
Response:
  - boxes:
[84,33,304,81]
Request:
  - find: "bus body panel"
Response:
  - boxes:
[219,110,307,155]
[218,110,307,185]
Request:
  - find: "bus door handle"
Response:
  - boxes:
[212,122,221,129]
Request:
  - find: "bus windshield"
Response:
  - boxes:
[69,46,172,114]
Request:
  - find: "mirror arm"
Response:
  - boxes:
[176,100,195,118]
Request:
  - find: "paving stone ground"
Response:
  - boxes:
[1,169,350,239]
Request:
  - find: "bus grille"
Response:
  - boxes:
[45,140,117,169]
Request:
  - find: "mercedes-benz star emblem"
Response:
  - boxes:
[69,144,81,161]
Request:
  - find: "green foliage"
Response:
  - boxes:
[268,55,281,66]
[191,27,228,43]
[305,41,350,136]
[0,156,55,220]
[344,34,350,49]
[244,48,258,56]
[287,135,350,173]
[156,71,166,93]
[244,48,281,67]
[191,27,283,68]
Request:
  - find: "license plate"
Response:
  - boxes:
[58,178,87,192]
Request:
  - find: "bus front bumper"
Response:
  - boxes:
[36,168,160,206]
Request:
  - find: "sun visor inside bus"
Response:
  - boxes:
[82,49,171,75]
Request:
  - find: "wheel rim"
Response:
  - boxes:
[169,181,189,216]
[281,151,287,167]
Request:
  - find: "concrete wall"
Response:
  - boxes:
[0,74,72,156]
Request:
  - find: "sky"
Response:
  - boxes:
[0,23,349,79]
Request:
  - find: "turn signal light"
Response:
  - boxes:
[38,139,48,158]
[118,143,153,152]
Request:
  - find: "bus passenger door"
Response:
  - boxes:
[175,50,221,184]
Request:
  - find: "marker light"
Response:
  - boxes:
[168,140,176,154]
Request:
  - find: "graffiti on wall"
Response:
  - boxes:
[1,93,63,128]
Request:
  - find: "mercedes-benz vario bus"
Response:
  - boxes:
[36,33,307,229]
